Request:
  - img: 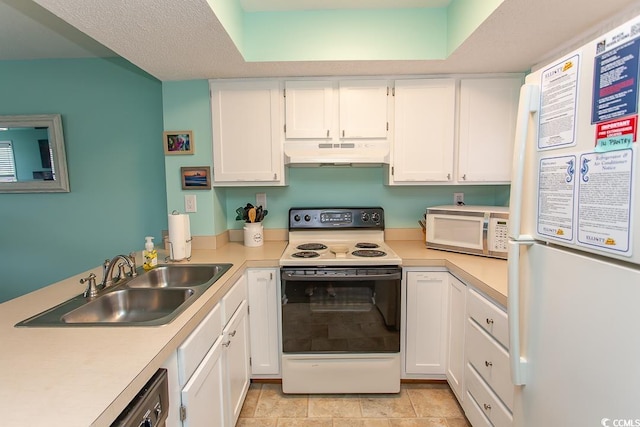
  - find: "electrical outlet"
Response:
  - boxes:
[185,195,197,212]
[256,192,267,209]
[454,192,464,205]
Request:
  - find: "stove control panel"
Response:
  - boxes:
[289,207,384,230]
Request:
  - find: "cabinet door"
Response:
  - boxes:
[223,299,250,426]
[446,275,466,402]
[339,80,389,138]
[180,337,225,427]
[210,80,284,184]
[457,77,522,183]
[247,269,280,376]
[404,270,450,375]
[391,79,455,183]
[284,81,333,139]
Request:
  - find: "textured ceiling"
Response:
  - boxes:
[3,0,640,81]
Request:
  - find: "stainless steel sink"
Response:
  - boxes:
[15,263,232,327]
[61,288,194,324]
[126,265,228,288]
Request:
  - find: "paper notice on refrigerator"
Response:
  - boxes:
[577,149,634,255]
[538,54,580,150]
[537,155,576,242]
[591,20,640,124]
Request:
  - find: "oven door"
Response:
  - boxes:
[280,267,401,354]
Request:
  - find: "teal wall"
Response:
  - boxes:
[207,1,506,62]
[162,80,510,235]
[243,9,447,61]
[0,58,166,303]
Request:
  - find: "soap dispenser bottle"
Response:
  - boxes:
[143,236,158,271]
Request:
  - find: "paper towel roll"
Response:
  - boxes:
[168,213,191,260]
[184,214,192,259]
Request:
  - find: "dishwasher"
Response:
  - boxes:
[111,369,169,427]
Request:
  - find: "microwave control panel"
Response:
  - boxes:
[489,218,509,252]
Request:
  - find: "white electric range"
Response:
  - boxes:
[279,207,403,394]
[280,207,402,266]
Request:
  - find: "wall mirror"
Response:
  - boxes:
[0,114,70,193]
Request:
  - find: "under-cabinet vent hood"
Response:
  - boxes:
[284,141,390,167]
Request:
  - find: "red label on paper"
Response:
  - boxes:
[595,116,637,143]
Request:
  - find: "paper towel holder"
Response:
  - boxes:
[167,210,192,262]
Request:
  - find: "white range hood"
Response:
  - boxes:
[284,140,390,167]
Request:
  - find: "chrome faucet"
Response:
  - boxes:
[100,254,136,289]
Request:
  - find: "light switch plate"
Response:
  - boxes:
[256,192,267,209]
[185,195,197,212]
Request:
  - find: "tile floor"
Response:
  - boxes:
[237,382,471,427]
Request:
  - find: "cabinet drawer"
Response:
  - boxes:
[466,319,513,409]
[177,303,223,386]
[223,275,247,324]
[463,390,492,427]
[466,363,513,427]
[467,288,509,349]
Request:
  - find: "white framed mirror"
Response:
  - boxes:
[0,114,70,193]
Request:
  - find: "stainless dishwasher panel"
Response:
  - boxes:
[111,368,169,427]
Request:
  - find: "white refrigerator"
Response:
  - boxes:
[508,12,640,427]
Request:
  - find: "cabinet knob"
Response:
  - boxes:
[222,340,231,347]
[447,173,451,180]
[486,318,494,325]
[327,129,330,138]
[462,174,467,180]
[485,360,493,367]
[483,403,492,411]
[229,329,237,337]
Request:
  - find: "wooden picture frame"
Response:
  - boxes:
[181,166,211,190]
[163,131,193,155]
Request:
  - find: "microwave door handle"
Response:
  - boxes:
[483,217,489,255]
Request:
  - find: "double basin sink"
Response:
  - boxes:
[16,263,232,327]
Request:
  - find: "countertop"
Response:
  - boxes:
[0,240,506,427]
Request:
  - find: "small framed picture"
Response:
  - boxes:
[181,166,211,190]
[164,131,193,155]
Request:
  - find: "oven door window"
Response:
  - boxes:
[281,270,400,353]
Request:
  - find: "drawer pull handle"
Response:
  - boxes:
[483,403,492,411]
[486,318,494,325]
[229,330,237,337]
[222,340,231,347]
[485,360,493,367]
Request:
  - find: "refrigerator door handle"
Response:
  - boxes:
[509,83,540,240]
[508,240,534,386]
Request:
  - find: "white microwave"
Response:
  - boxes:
[425,205,509,259]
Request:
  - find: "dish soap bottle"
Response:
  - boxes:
[143,236,158,271]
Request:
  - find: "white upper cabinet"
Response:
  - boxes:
[284,81,333,139]
[339,80,389,139]
[210,80,286,186]
[284,79,389,141]
[457,77,523,183]
[389,79,456,184]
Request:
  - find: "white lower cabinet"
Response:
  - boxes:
[446,275,466,402]
[247,268,281,377]
[223,299,250,425]
[463,287,513,427]
[403,269,449,377]
[163,274,250,427]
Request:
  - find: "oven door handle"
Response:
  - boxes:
[281,271,402,281]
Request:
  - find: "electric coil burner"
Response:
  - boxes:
[291,251,320,258]
[280,207,402,395]
[352,249,386,257]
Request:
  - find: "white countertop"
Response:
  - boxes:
[0,240,506,426]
